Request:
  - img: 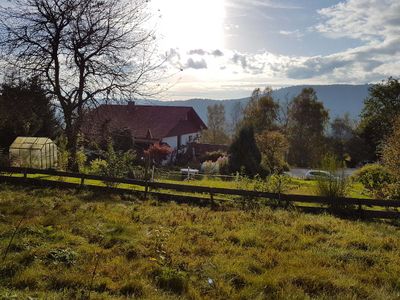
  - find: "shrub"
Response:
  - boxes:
[268,174,292,194]
[201,160,219,175]
[200,151,226,162]
[315,154,348,199]
[88,158,108,175]
[352,164,393,198]
[201,156,229,175]
[95,141,136,186]
[217,156,229,175]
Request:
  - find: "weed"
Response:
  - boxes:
[46,248,77,266]
[153,267,188,294]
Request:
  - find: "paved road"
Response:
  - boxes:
[286,168,357,179]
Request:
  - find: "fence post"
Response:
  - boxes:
[80,174,85,187]
[144,179,149,200]
[357,199,363,218]
[23,168,27,179]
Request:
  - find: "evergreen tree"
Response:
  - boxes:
[0,75,60,149]
[228,126,262,177]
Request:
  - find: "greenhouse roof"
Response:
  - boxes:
[10,137,54,150]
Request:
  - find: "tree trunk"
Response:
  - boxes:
[65,124,79,172]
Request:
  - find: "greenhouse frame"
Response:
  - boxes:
[9,137,58,169]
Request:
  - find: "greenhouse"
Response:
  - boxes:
[9,137,58,169]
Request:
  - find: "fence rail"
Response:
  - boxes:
[0,167,399,219]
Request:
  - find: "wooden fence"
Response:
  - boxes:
[0,167,399,219]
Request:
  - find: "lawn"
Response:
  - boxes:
[1,184,399,299]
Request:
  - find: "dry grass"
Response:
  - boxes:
[0,184,399,299]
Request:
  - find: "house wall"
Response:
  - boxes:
[162,132,200,149]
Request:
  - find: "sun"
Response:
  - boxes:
[151,0,226,51]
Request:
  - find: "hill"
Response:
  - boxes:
[138,84,370,124]
[1,185,400,299]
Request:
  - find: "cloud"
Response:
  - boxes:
[315,0,400,42]
[232,52,266,74]
[232,53,247,69]
[162,0,400,99]
[282,0,400,81]
[185,58,207,69]
[212,49,224,57]
[279,29,304,39]
[188,49,207,56]
[228,0,302,10]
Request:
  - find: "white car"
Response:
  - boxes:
[305,170,336,180]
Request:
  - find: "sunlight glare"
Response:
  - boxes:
[151,0,226,50]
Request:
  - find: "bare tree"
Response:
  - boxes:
[0,0,164,170]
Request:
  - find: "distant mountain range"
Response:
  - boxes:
[136,84,371,124]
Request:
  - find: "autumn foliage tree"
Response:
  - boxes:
[144,143,172,166]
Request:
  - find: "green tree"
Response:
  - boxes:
[241,87,279,134]
[256,130,289,174]
[228,126,262,177]
[201,104,230,144]
[0,75,60,149]
[382,116,400,181]
[287,88,329,167]
[328,114,355,164]
[359,77,400,159]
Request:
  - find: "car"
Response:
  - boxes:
[305,170,337,180]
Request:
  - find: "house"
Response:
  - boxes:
[82,102,207,151]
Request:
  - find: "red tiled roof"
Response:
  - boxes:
[82,103,207,140]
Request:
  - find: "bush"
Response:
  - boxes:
[200,150,226,162]
[352,164,393,198]
[88,158,108,175]
[315,154,348,199]
[201,160,219,175]
[102,142,135,180]
[200,156,229,175]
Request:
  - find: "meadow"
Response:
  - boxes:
[1,184,400,299]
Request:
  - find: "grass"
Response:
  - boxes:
[1,184,400,299]
[159,176,371,199]
[1,169,372,200]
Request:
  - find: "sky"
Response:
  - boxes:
[150,0,400,100]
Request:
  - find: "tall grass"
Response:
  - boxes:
[1,185,398,299]
[315,154,348,199]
